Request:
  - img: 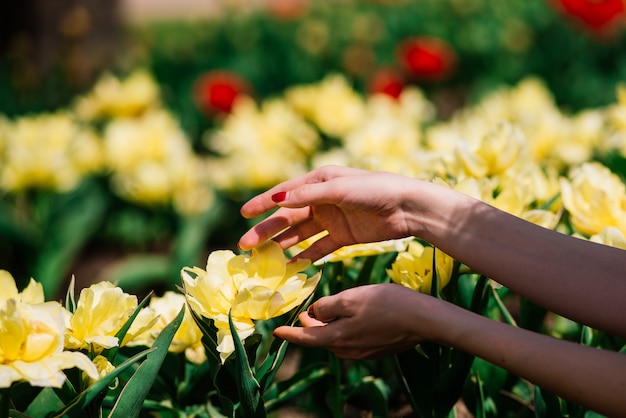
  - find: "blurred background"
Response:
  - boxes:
[2,0,626,300]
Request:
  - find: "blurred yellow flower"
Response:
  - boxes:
[386,241,454,294]
[560,162,626,236]
[130,291,206,365]
[74,69,160,121]
[0,272,97,388]
[103,109,214,214]
[285,74,365,137]
[64,281,159,352]
[451,122,527,179]
[340,91,430,174]
[205,96,319,191]
[182,240,320,363]
[0,112,103,193]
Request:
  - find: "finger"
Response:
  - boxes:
[305,293,348,323]
[239,166,346,218]
[298,311,325,327]
[238,206,313,250]
[290,234,344,264]
[272,324,335,347]
[270,217,327,250]
[240,166,366,218]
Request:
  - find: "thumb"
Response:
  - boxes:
[308,294,349,323]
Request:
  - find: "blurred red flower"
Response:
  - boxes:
[193,70,251,115]
[266,0,311,20]
[396,36,457,81]
[553,0,625,33]
[368,68,405,99]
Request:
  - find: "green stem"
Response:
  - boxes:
[0,386,11,418]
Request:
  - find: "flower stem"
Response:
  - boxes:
[0,387,11,418]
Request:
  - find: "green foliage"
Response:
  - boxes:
[1,2,625,417]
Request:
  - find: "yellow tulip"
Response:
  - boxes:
[589,227,626,251]
[64,281,159,352]
[183,240,320,363]
[560,162,626,236]
[130,291,206,364]
[0,272,97,388]
[387,241,454,294]
[85,355,116,386]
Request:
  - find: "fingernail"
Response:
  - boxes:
[271,191,287,203]
[307,303,317,319]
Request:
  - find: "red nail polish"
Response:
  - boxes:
[271,191,287,203]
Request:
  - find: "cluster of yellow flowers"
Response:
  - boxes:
[205,96,321,191]
[208,74,626,294]
[0,70,214,216]
[205,74,438,190]
[0,113,102,192]
[102,108,214,214]
[1,238,321,388]
[0,270,205,389]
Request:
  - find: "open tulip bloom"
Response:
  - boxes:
[182,240,320,416]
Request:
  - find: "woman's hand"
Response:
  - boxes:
[238,165,450,262]
[272,283,445,359]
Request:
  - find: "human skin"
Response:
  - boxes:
[238,165,626,417]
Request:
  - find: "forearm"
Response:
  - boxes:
[413,183,626,338]
[432,302,626,418]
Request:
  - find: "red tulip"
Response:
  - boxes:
[368,68,405,99]
[396,36,457,81]
[193,70,251,115]
[553,0,625,33]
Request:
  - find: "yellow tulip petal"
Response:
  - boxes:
[0,270,19,302]
[0,364,22,388]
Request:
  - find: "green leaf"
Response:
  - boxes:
[228,310,264,418]
[32,182,108,298]
[342,376,391,418]
[472,372,487,418]
[325,355,344,418]
[50,348,155,418]
[430,248,441,299]
[24,387,65,418]
[185,301,222,369]
[470,276,490,315]
[64,276,76,314]
[533,386,562,418]
[107,306,185,418]
[263,363,330,411]
[354,255,378,287]
[394,347,436,418]
[491,286,518,327]
[579,325,595,346]
[257,284,318,391]
[433,348,475,418]
[185,302,236,416]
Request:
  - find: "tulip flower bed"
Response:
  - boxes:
[2,0,626,417]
